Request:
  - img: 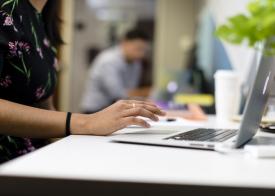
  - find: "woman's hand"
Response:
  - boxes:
[71,100,166,136]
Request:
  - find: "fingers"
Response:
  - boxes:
[140,104,166,116]
[131,104,166,116]
[122,117,151,128]
[120,100,166,116]
[122,107,159,121]
[124,100,157,107]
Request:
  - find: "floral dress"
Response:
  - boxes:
[0,0,59,163]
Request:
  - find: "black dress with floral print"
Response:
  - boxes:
[0,0,59,163]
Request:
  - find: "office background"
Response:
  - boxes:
[56,0,254,113]
[2,1,275,195]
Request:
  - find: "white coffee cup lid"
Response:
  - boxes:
[214,70,239,79]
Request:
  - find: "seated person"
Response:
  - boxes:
[81,29,149,113]
[0,0,165,163]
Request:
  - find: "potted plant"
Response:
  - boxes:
[215,0,275,117]
[216,0,275,56]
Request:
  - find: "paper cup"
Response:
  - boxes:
[214,70,240,122]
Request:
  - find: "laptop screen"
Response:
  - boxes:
[235,55,275,148]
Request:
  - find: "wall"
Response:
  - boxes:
[153,0,256,91]
[153,0,197,89]
[70,0,111,112]
[199,0,256,84]
[58,0,75,112]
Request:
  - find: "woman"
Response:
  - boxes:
[0,0,165,163]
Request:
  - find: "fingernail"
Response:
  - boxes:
[146,123,151,128]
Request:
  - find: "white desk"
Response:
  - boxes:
[0,116,275,196]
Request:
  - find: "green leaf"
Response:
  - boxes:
[10,62,25,75]
[1,0,14,8]
[216,0,275,55]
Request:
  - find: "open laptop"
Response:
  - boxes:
[113,55,275,150]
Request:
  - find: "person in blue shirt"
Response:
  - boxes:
[81,29,149,113]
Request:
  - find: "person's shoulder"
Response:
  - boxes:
[96,47,122,65]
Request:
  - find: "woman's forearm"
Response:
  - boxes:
[32,96,56,111]
[0,99,165,138]
[0,99,85,138]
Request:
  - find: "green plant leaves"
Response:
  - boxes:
[216,0,275,55]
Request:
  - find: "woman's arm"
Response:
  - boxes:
[0,99,165,138]
[0,99,68,138]
[33,96,56,110]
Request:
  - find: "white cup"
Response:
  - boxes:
[214,70,240,122]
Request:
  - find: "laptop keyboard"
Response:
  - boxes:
[165,128,238,142]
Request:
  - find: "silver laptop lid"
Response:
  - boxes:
[235,54,275,148]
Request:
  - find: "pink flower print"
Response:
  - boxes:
[24,139,35,152]
[27,146,35,152]
[37,47,44,59]
[18,42,30,53]
[0,75,12,88]
[35,86,46,100]
[3,16,13,26]
[43,38,50,48]
[8,41,30,57]
[17,149,28,156]
[1,11,17,32]
[53,57,60,71]
[8,41,17,56]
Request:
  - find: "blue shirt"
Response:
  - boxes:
[81,46,141,111]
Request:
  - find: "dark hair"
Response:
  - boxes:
[42,0,63,47]
[124,29,150,42]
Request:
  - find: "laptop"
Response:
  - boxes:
[112,55,275,150]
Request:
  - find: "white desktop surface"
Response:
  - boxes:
[1,116,275,189]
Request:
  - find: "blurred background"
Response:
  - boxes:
[55,0,255,114]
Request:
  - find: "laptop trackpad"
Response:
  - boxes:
[247,136,275,146]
